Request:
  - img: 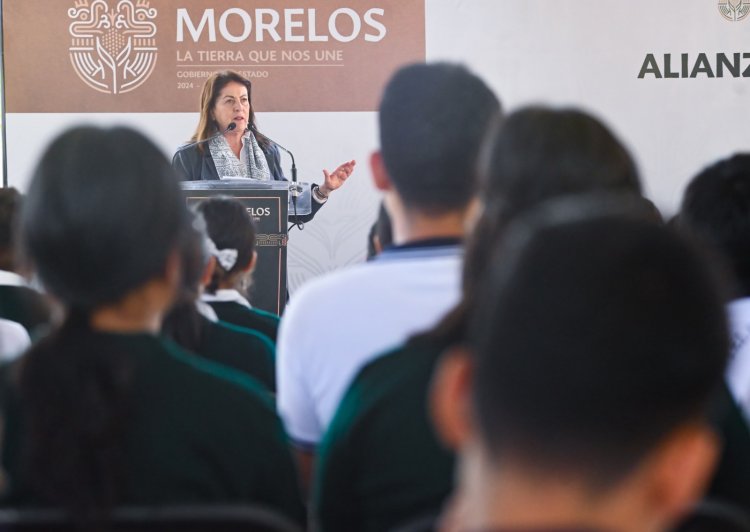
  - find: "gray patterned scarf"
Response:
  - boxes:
[209,131,271,180]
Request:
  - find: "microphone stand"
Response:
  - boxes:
[249,124,305,231]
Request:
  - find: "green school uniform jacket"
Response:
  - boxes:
[0,332,304,524]
[313,338,455,532]
[197,317,276,392]
[0,285,52,338]
[314,336,750,531]
[208,302,280,343]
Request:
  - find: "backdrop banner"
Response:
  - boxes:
[3,0,425,112]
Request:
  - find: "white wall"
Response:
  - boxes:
[6,0,749,292]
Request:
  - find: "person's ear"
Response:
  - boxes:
[370,151,392,192]
[164,249,182,291]
[242,250,258,274]
[430,346,475,450]
[643,423,719,526]
[200,256,217,288]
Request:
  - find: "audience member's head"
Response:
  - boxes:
[194,196,257,295]
[21,127,186,310]
[434,200,729,532]
[468,106,643,291]
[677,153,750,298]
[423,107,646,347]
[18,125,187,514]
[371,62,500,222]
[0,187,22,272]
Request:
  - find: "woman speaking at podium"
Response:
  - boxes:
[172,71,355,222]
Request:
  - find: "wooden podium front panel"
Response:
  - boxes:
[185,189,289,316]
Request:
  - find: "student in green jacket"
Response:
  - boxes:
[0,126,304,525]
[162,211,276,392]
[196,197,281,342]
[314,107,645,532]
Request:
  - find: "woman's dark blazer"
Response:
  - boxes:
[171,142,323,222]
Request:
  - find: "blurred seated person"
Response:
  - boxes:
[0,188,52,338]
[677,154,750,510]
[313,107,645,532]
[196,197,281,342]
[161,211,276,392]
[0,126,304,525]
[278,64,501,494]
[432,201,729,532]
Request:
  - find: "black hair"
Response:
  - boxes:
[678,154,750,297]
[463,107,643,321]
[469,202,729,489]
[195,197,256,295]
[479,106,641,232]
[378,62,501,213]
[366,202,393,260]
[416,107,645,349]
[0,187,22,271]
[161,212,211,351]
[17,126,187,518]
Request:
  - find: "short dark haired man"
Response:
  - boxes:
[277,62,500,488]
[433,207,729,532]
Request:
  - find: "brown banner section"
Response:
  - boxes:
[4,0,425,112]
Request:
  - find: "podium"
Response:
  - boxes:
[181,181,298,316]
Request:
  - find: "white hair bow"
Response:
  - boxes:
[206,238,238,271]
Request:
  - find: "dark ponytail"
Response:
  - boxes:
[20,309,132,518]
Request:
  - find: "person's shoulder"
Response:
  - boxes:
[351,338,445,408]
[208,319,275,353]
[249,307,281,325]
[157,335,275,410]
[174,141,199,154]
[289,261,389,304]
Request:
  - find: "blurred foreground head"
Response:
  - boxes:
[20,126,186,310]
[436,198,729,532]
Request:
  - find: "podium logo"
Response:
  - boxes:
[68,0,158,94]
[719,0,750,21]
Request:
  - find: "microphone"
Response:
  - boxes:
[176,122,236,151]
[248,123,297,183]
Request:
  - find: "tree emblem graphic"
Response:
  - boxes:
[68,0,158,95]
[718,0,750,21]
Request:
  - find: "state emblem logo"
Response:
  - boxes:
[718,0,750,21]
[68,0,158,94]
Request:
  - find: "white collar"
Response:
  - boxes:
[195,300,219,322]
[0,270,27,287]
[201,289,252,309]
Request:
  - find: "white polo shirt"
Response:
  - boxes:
[277,240,463,447]
[0,319,30,361]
